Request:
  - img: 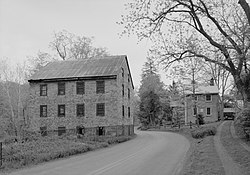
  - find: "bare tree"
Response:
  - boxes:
[121,0,250,108]
[50,30,109,60]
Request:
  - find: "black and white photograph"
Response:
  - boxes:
[0,0,250,174]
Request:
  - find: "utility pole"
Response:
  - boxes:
[192,68,198,126]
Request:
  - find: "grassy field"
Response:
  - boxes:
[0,134,135,173]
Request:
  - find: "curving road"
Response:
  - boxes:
[10,129,190,175]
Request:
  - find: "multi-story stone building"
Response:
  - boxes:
[27,55,134,136]
[184,81,220,124]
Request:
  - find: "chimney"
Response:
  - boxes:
[210,78,214,86]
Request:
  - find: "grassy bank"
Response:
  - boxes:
[220,121,250,175]
[0,134,135,173]
[148,122,224,175]
[178,122,225,175]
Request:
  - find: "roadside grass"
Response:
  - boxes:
[149,122,224,175]
[220,121,250,175]
[0,134,135,173]
[178,122,225,175]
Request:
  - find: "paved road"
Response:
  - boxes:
[10,130,190,175]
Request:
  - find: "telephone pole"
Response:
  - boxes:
[192,68,198,126]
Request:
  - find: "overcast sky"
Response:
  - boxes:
[0,0,171,88]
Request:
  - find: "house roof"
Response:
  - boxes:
[28,55,134,88]
[185,85,219,95]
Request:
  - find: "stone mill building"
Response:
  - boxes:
[27,55,134,137]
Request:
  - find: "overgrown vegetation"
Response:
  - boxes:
[0,134,134,173]
[191,126,217,139]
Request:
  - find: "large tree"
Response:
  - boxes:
[138,58,170,126]
[121,0,250,108]
[50,30,109,60]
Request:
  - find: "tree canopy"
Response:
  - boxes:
[121,0,250,107]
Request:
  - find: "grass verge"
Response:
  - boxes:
[149,122,224,175]
[178,122,225,175]
[0,134,135,173]
[220,121,250,175]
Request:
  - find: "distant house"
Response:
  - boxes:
[27,55,134,137]
[184,81,220,124]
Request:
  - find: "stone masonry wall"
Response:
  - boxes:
[116,59,134,126]
[28,78,123,132]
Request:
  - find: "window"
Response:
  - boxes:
[58,105,65,117]
[76,126,85,135]
[40,84,47,96]
[193,107,197,116]
[122,84,124,97]
[206,94,212,101]
[128,107,130,118]
[207,107,211,115]
[76,81,85,94]
[58,82,65,95]
[96,103,105,116]
[121,68,124,77]
[58,126,66,136]
[40,105,47,117]
[128,88,130,99]
[122,105,125,117]
[77,104,85,116]
[96,126,105,136]
[194,95,198,101]
[96,81,105,94]
[40,126,47,137]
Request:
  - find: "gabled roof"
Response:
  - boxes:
[185,85,219,95]
[28,55,134,88]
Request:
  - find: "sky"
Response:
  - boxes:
[0,0,171,88]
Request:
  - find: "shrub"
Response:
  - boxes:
[191,126,217,139]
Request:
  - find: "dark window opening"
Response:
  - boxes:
[96,81,105,94]
[58,82,65,95]
[206,94,212,101]
[207,107,211,115]
[58,126,66,136]
[40,126,47,137]
[193,107,197,116]
[40,105,47,117]
[121,68,124,77]
[96,103,105,116]
[76,126,85,135]
[122,105,125,117]
[128,88,130,99]
[40,84,47,96]
[77,81,85,94]
[194,95,198,101]
[96,126,105,136]
[77,104,85,116]
[58,105,65,117]
[122,84,124,97]
[128,107,130,118]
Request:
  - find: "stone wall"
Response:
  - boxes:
[116,59,134,126]
[27,78,133,133]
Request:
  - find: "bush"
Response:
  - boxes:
[191,126,217,139]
